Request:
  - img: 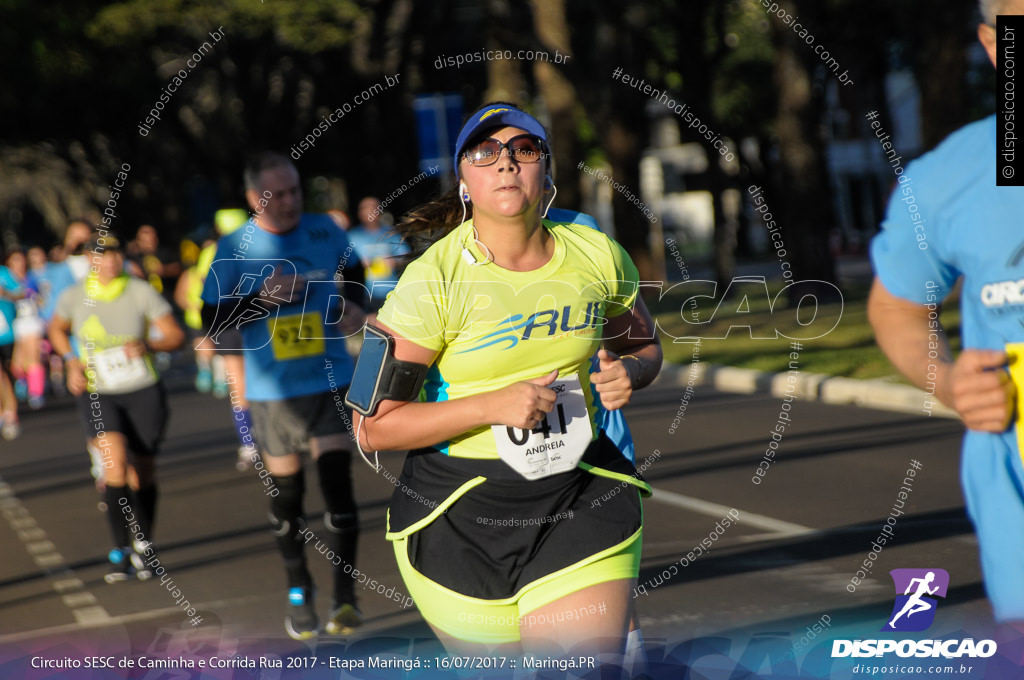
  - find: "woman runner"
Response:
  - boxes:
[353,103,662,664]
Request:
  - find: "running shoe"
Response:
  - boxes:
[155,352,172,373]
[212,380,228,399]
[105,547,133,583]
[130,549,153,580]
[284,587,318,640]
[1,420,21,440]
[324,603,363,635]
[195,367,213,393]
[28,396,44,410]
[235,444,255,471]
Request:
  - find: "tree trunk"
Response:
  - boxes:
[772,0,841,301]
[913,4,974,148]
[529,0,579,209]
[605,115,653,280]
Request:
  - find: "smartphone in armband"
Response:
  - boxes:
[344,325,428,417]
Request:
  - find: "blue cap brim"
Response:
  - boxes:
[453,105,547,177]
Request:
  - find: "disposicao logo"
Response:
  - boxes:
[832,569,997,659]
[883,568,948,632]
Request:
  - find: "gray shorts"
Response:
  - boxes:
[249,391,355,458]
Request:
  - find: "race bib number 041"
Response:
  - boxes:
[492,375,592,480]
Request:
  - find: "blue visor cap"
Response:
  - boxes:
[453,105,548,177]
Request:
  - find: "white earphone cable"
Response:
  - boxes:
[354,415,381,472]
[542,179,558,219]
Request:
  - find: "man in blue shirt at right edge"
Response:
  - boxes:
[869,0,1024,625]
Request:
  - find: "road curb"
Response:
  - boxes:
[654,361,957,419]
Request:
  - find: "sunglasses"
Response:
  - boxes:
[462,134,547,167]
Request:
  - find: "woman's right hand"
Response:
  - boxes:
[65,358,87,396]
[489,369,559,429]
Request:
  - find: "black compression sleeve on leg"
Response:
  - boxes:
[135,484,157,542]
[316,450,357,517]
[317,451,359,605]
[269,471,311,589]
[104,484,131,548]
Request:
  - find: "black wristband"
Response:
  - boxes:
[621,355,642,388]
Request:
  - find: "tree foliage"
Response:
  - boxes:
[0,0,993,287]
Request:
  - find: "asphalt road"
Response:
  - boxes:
[1,366,1016,679]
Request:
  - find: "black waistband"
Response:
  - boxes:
[387,430,643,536]
[411,430,630,482]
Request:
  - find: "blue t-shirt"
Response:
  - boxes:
[346,225,409,302]
[28,263,75,321]
[871,115,1024,350]
[200,214,357,401]
[870,113,1024,511]
[0,267,20,346]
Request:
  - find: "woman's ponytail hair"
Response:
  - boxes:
[394,184,470,262]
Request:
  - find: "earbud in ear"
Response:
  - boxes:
[460,182,471,203]
[544,175,554,190]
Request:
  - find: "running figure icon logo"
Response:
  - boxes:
[882,569,950,632]
[204,259,298,351]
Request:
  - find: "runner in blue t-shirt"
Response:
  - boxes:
[27,246,74,324]
[868,0,1024,622]
[200,152,367,640]
[0,263,22,439]
[345,196,410,311]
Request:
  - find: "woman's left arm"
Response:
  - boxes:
[591,295,663,410]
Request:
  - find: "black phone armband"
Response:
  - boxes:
[344,325,428,417]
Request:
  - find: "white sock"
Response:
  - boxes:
[88,442,104,480]
[211,354,226,383]
[623,628,648,677]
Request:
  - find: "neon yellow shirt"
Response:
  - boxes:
[182,243,217,330]
[377,217,639,459]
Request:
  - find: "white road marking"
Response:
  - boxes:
[18,528,47,542]
[0,474,111,626]
[10,517,37,530]
[72,606,113,625]
[53,578,85,593]
[62,592,99,608]
[34,552,66,569]
[648,486,817,537]
[0,595,268,643]
[26,540,56,555]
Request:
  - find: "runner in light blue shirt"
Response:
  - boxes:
[870,19,1024,623]
[346,196,409,311]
